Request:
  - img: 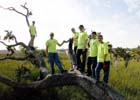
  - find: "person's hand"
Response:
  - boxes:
[103,63,107,70]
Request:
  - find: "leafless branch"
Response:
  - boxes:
[0,3,31,27]
[0,41,8,46]
[3,30,18,43]
[0,72,126,100]
[0,56,27,61]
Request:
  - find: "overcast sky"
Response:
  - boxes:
[0,0,140,50]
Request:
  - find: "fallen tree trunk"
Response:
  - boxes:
[0,71,127,100]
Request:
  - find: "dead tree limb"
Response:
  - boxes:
[0,32,49,79]
[0,56,27,61]
[4,30,18,43]
[0,3,31,26]
[0,72,127,100]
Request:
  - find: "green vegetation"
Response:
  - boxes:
[0,52,140,100]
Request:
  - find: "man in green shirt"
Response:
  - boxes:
[86,31,98,77]
[46,32,66,74]
[76,25,88,72]
[95,35,111,83]
[71,28,79,54]
[29,21,37,47]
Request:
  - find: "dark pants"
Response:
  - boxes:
[95,61,110,83]
[29,35,35,47]
[48,53,64,74]
[87,57,97,77]
[74,46,77,55]
[68,50,77,65]
[76,49,87,72]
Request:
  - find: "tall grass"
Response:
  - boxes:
[0,53,140,100]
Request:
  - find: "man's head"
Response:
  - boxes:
[71,28,76,33]
[91,31,96,39]
[98,35,103,43]
[79,25,85,32]
[32,21,35,25]
[50,32,54,39]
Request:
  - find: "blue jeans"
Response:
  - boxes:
[95,61,110,83]
[48,53,64,74]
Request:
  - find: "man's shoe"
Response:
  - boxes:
[61,70,68,73]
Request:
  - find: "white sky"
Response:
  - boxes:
[0,0,140,50]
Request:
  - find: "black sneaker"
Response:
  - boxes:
[61,70,68,73]
[86,73,91,76]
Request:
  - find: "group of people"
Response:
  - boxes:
[66,25,112,83]
[29,22,112,83]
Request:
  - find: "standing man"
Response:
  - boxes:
[29,21,37,47]
[46,32,66,74]
[86,32,98,77]
[71,28,79,54]
[76,25,88,73]
[95,35,111,83]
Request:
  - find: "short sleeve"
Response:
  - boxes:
[55,39,58,44]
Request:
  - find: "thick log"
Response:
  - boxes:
[0,71,127,100]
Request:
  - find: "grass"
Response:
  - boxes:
[109,60,140,100]
[0,52,140,100]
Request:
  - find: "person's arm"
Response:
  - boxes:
[35,26,37,36]
[84,33,88,49]
[84,39,88,49]
[63,39,70,43]
[104,43,108,62]
[46,45,48,57]
[57,41,65,46]
[104,54,107,62]
[88,39,91,48]
[73,36,78,40]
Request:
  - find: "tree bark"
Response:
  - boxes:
[0,71,127,100]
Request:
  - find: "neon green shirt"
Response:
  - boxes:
[29,25,36,36]
[72,32,79,47]
[77,32,88,49]
[104,42,111,61]
[97,42,108,62]
[46,39,58,53]
[89,39,98,57]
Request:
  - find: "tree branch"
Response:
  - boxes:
[4,30,18,43]
[0,72,126,100]
[0,56,27,61]
[7,7,26,16]
[0,3,31,27]
[0,41,8,46]
[7,42,27,48]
